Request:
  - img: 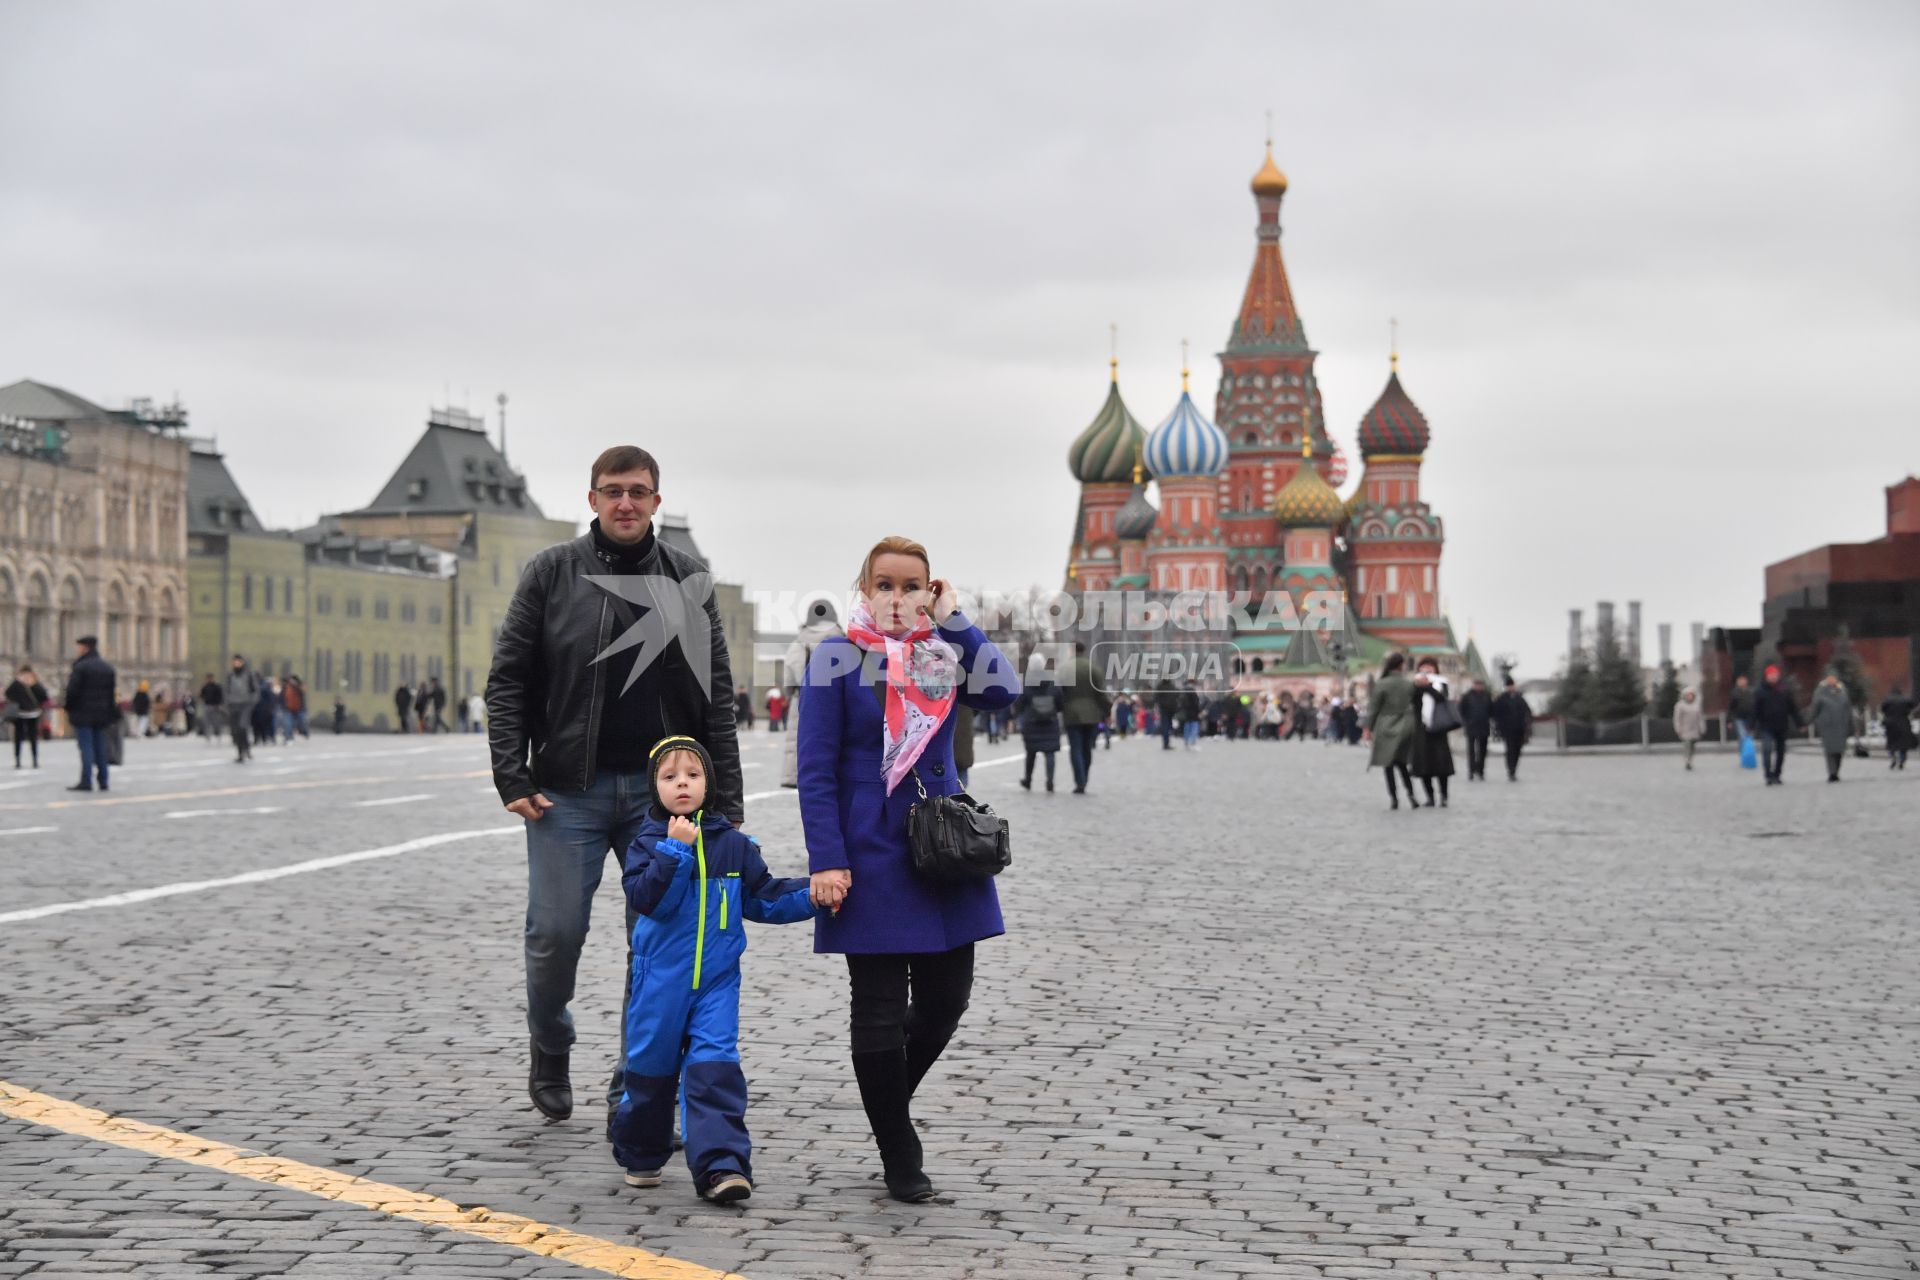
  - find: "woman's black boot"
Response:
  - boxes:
[851,1049,934,1202]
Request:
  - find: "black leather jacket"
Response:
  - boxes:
[63,652,118,729]
[486,530,744,821]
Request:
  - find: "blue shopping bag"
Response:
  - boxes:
[1738,729,1757,769]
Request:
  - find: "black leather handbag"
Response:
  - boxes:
[906,768,1012,882]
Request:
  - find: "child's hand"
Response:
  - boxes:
[667,815,699,846]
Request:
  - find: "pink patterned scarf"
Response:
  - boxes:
[843,599,960,794]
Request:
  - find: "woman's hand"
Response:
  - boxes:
[810,868,851,913]
[923,578,960,626]
[667,815,699,845]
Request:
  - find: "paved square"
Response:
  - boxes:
[2,729,1916,1278]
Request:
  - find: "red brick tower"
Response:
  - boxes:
[1214,145,1333,602]
[1346,351,1447,648]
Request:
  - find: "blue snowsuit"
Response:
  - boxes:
[608,809,814,1184]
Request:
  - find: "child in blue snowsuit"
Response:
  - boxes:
[609,734,814,1203]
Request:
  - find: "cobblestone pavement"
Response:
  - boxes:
[2,727,1916,1278]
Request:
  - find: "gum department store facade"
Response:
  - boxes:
[1064,148,1469,698]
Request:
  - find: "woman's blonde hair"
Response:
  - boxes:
[855,536,931,590]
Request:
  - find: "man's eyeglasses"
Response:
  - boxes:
[595,484,656,503]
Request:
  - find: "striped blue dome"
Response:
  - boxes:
[1144,389,1228,479]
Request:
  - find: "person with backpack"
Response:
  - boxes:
[224,655,262,762]
[1014,657,1063,792]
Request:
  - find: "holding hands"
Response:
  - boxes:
[667,815,699,846]
[810,868,851,915]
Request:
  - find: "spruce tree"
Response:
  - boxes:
[1653,660,1682,718]
[1552,646,1594,719]
[1827,625,1870,709]
[1590,618,1648,721]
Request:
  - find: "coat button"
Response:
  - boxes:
[932,764,945,777]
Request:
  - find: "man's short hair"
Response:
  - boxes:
[591,446,660,490]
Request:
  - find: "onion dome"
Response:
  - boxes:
[1068,360,1148,484]
[1114,453,1158,540]
[1272,457,1345,528]
[1251,145,1288,197]
[1357,362,1430,458]
[1144,368,1228,479]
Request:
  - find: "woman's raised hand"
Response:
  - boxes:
[810,868,851,913]
[924,578,960,625]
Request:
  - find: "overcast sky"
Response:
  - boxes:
[3,1,1915,675]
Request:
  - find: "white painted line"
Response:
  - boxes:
[164,807,286,819]
[0,780,42,792]
[353,793,434,808]
[0,826,58,837]
[973,753,1025,769]
[0,827,520,926]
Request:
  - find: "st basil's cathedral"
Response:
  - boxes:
[1064,146,1473,695]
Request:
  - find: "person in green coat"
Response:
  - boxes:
[1060,642,1111,795]
[1367,652,1420,810]
[1807,673,1855,783]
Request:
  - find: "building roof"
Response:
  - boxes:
[0,379,112,421]
[1145,387,1228,479]
[355,409,545,518]
[1067,368,1147,485]
[1357,366,1430,458]
[187,446,264,534]
[1250,145,1289,197]
[657,513,708,569]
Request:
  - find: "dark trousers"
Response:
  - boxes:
[1023,748,1056,787]
[846,945,974,1055]
[74,724,110,788]
[1504,739,1523,779]
[1824,750,1843,781]
[1065,725,1099,790]
[12,719,39,765]
[1466,731,1490,778]
[1762,730,1788,780]
[230,710,253,759]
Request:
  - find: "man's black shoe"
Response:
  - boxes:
[529,1038,572,1121]
[66,784,93,792]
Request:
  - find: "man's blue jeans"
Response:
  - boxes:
[75,725,110,789]
[524,768,653,1105]
[1183,720,1201,748]
[1065,725,1099,790]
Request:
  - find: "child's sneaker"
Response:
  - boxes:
[702,1172,752,1203]
[623,1167,664,1188]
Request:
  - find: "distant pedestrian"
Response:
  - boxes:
[466,692,485,734]
[1728,674,1755,740]
[1751,665,1796,785]
[780,598,842,789]
[1458,676,1493,780]
[253,677,280,747]
[765,687,787,731]
[1367,653,1419,809]
[1808,674,1854,784]
[415,681,431,734]
[1881,684,1915,770]
[131,682,152,737]
[1672,688,1705,770]
[1154,680,1179,750]
[284,676,309,739]
[429,677,448,733]
[199,672,224,741]
[332,694,347,735]
[1180,682,1203,750]
[393,683,413,732]
[1492,676,1532,780]
[63,636,117,793]
[225,655,261,762]
[1061,642,1109,794]
[1410,657,1457,808]
[7,663,49,769]
[1015,658,1063,792]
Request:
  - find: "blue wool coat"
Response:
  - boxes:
[797,614,1020,954]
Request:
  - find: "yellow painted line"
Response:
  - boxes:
[0,770,491,813]
[0,1080,748,1280]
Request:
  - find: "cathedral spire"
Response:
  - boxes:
[1231,142,1306,351]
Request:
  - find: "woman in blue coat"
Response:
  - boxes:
[797,535,1019,1202]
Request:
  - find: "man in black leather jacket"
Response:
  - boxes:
[64,636,118,793]
[487,445,744,1127]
